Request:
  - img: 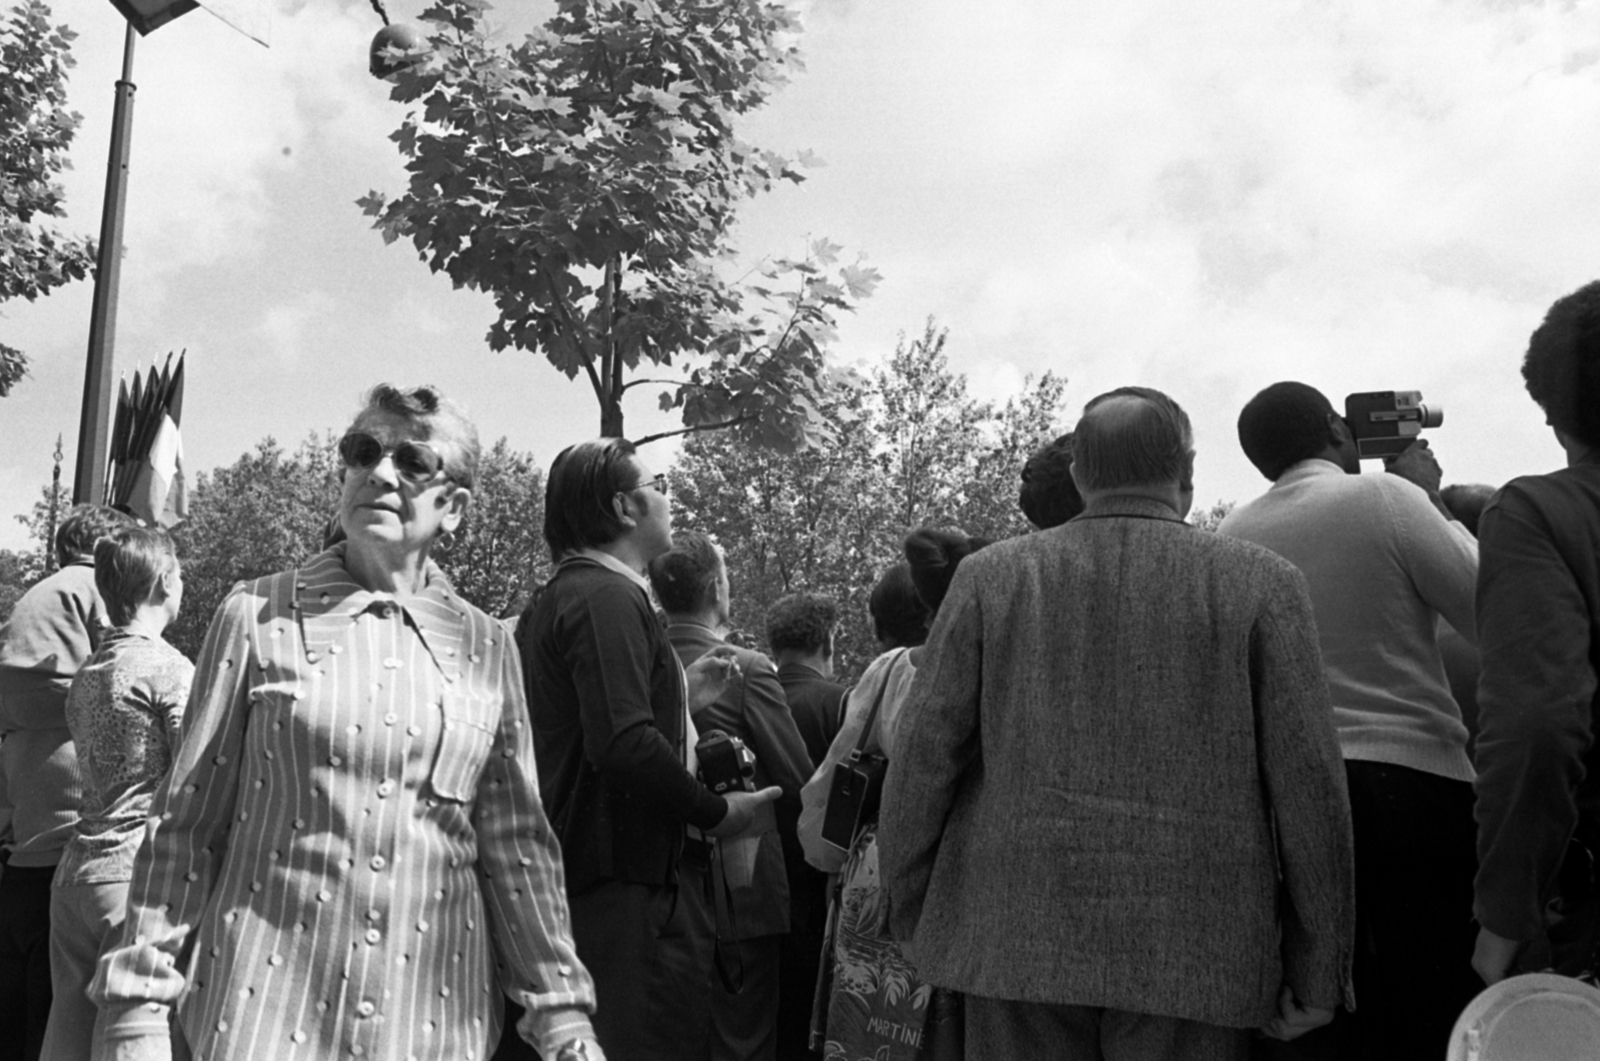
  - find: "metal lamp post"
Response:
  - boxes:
[72,0,266,505]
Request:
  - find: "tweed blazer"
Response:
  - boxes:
[878,496,1355,1028]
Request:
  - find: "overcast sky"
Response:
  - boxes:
[3,0,1595,551]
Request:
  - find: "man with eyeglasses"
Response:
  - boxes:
[515,438,781,1061]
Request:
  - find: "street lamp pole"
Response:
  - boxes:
[72,24,138,505]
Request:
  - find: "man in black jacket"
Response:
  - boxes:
[764,592,845,1060]
[1473,281,1600,986]
[518,438,779,1061]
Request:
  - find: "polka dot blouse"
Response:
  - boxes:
[90,548,595,1060]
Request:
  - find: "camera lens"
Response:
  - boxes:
[1420,405,1444,429]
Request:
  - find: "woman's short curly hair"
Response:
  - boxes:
[352,383,482,490]
[1525,281,1600,449]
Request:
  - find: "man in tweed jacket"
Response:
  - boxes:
[879,387,1355,1061]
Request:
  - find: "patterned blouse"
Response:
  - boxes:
[57,626,194,886]
[91,548,595,1060]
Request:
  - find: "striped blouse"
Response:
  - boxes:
[91,547,595,1060]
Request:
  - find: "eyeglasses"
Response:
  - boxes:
[338,432,449,485]
[624,473,670,498]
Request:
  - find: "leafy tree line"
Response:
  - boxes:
[5,323,1070,675]
[674,319,1069,678]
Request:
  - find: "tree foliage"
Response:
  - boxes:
[360,0,877,447]
[671,320,1068,677]
[0,0,96,396]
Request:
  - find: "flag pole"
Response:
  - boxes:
[73,23,138,505]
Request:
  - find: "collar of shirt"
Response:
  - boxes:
[777,660,827,681]
[570,548,652,593]
[1276,458,1348,487]
[291,545,469,679]
[1077,495,1189,523]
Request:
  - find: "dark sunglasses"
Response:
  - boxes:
[624,473,669,498]
[338,432,449,485]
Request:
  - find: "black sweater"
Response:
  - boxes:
[1475,459,1600,941]
[519,559,727,892]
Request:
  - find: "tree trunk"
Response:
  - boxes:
[599,254,625,438]
[600,396,624,439]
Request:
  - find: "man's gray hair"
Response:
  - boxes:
[1073,386,1194,493]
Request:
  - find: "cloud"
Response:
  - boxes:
[257,291,334,366]
[737,0,1595,500]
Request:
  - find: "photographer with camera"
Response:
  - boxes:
[1219,381,1480,1060]
[650,533,814,1061]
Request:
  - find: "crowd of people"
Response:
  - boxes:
[1,278,1599,1061]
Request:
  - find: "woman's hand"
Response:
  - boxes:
[107,1035,173,1061]
[686,646,742,713]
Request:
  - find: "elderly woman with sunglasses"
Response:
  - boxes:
[89,386,602,1061]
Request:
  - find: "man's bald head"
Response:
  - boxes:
[1072,387,1194,495]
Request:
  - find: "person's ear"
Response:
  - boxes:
[439,486,472,534]
[1327,412,1353,447]
[611,489,639,530]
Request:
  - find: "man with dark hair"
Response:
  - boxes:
[881,387,1354,1061]
[764,593,845,766]
[517,440,780,1061]
[762,592,845,1061]
[1473,280,1600,987]
[1220,381,1480,1059]
[649,534,813,1061]
[0,503,131,1059]
[1018,432,1085,530]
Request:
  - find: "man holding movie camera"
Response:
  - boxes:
[1220,382,1480,1060]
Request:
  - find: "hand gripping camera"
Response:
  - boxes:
[1343,391,1444,460]
[696,729,757,796]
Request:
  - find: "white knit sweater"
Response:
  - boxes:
[1221,458,1478,782]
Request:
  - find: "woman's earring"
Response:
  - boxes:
[438,529,457,551]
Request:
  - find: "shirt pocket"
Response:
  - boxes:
[429,698,498,803]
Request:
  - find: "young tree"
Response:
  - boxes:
[0,0,96,396]
[360,0,877,448]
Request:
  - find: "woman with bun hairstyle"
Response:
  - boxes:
[799,529,988,1061]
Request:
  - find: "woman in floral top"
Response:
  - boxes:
[41,526,192,1061]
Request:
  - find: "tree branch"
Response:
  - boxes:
[618,376,688,393]
[632,414,754,448]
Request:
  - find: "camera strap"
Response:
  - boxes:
[846,647,903,766]
[708,841,745,994]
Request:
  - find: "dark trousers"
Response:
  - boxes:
[965,994,1250,1061]
[775,926,824,1060]
[1256,760,1481,1061]
[0,865,56,1061]
[708,934,781,1061]
[575,860,714,1061]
